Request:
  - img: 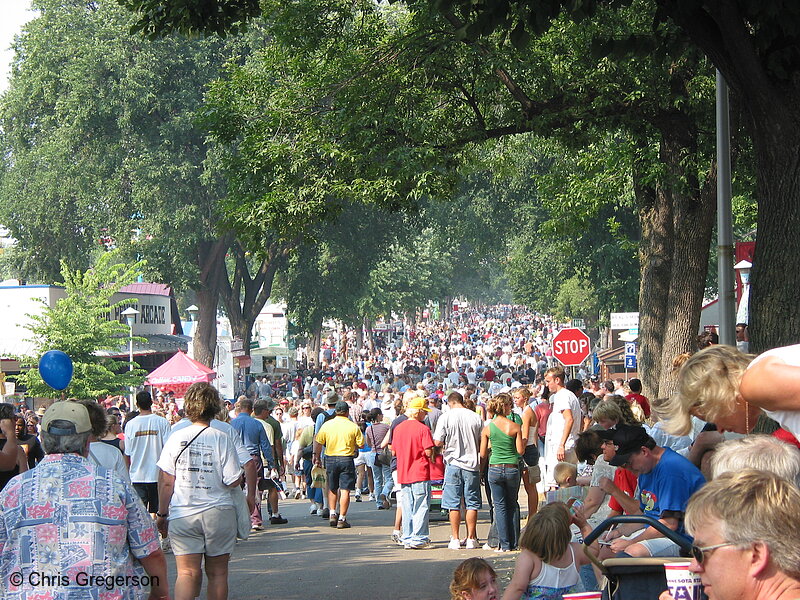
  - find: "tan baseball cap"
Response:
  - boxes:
[41,401,92,435]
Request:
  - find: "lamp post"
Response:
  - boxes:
[186,304,199,359]
[121,307,140,404]
[734,260,752,326]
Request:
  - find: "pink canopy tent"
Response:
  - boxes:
[145,350,216,399]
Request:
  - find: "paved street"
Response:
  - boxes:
[164,494,521,600]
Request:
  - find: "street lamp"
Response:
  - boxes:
[734,259,752,286]
[734,260,752,326]
[121,306,140,404]
[186,305,199,359]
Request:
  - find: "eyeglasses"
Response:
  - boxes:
[690,542,737,563]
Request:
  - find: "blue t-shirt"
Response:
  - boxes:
[637,447,705,541]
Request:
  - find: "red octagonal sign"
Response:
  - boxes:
[552,328,591,366]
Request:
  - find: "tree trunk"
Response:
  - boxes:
[656,113,717,398]
[354,322,364,353]
[748,123,800,354]
[364,316,374,353]
[220,240,287,363]
[307,315,323,367]
[655,1,800,356]
[634,156,673,400]
[192,238,229,367]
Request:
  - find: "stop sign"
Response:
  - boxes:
[552,328,591,366]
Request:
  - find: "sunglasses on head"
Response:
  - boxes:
[690,542,736,563]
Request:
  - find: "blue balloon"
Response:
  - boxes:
[39,350,74,391]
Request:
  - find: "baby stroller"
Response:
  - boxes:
[582,515,706,600]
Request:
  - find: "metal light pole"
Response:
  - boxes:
[122,307,140,405]
[716,70,735,346]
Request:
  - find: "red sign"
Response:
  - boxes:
[552,328,591,366]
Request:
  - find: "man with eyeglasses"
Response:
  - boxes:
[601,424,705,558]
[659,470,800,600]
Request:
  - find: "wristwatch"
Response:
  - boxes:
[156,512,169,518]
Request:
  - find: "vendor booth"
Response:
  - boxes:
[145,350,216,401]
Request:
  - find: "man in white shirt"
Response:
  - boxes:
[543,366,581,489]
[433,391,483,550]
[124,391,170,517]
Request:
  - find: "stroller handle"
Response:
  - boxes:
[583,515,692,551]
[583,514,694,561]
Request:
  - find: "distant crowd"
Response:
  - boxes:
[1,305,800,600]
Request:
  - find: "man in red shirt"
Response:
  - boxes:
[391,397,435,549]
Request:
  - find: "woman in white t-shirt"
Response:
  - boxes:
[156,383,243,600]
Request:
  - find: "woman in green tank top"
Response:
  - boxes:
[480,393,525,551]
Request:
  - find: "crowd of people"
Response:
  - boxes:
[0,305,799,600]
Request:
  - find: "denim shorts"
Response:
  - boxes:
[441,464,482,511]
[325,455,356,491]
[522,444,540,467]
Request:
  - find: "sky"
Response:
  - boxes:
[1,0,35,91]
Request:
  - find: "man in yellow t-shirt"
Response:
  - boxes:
[313,400,364,529]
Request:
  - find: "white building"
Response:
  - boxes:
[0,280,189,375]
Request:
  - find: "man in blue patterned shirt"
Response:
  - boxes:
[0,401,169,599]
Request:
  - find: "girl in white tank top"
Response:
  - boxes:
[501,503,600,600]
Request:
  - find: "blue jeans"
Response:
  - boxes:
[303,458,323,504]
[370,460,393,506]
[400,480,431,545]
[488,465,521,551]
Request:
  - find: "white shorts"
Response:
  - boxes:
[169,506,237,556]
[622,527,682,557]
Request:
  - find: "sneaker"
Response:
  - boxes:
[309,504,318,515]
[354,494,362,503]
[336,519,351,529]
[294,489,303,500]
[448,537,462,550]
[482,543,496,550]
[329,513,338,527]
[320,508,330,519]
[405,541,434,550]
[391,531,403,545]
[368,494,375,502]
[270,515,288,525]
[465,538,479,550]
[494,548,510,553]
[379,493,391,510]
[160,538,172,553]
[251,524,264,531]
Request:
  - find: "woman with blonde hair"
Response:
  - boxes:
[512,386,540,519]
[660,345,762,435]
[592,400,625,430]
[156,382,243,600]
[481,393,525,552]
